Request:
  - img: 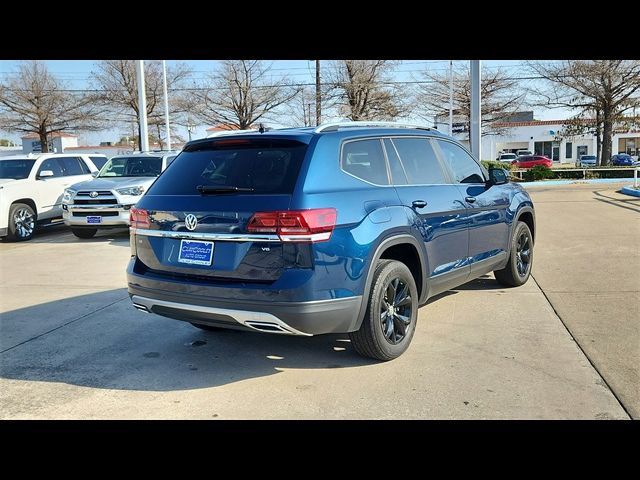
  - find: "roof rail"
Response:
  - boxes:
[206,129,259,138]
[314,121,433,133]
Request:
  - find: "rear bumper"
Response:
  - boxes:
[129,292,362,336]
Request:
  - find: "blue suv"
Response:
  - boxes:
[127,122,535,360]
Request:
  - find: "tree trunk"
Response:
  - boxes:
[39,131,49,153]
[601,111,613,166]
[595,110,602,166]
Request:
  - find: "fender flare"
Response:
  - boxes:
[349,233,427,332]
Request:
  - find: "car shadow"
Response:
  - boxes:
[0,289,376,393]
[0,223,130,247]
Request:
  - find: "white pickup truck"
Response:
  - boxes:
[0,153,103,241]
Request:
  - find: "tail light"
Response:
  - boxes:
[247,208,337,242]
[130,207,150,229]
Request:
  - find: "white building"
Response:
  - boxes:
[21,132,79,154]
[437,116,640,164]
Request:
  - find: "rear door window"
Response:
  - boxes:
[148,139,307,195]
[89,156,108,169]
[392,137,447,185]
[341,139,389,185]
[58,157,86,176]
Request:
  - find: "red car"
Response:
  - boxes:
[512,155,553,169]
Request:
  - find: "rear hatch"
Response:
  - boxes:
[132,137,310,283]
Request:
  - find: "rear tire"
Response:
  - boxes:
[190,323,223,332]
[349,259,418,361]
[7,203,36,242]
[494,221,533,287]
[71,228,97,239]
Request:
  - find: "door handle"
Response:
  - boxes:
[412,200,427,209]
[465,196,476,203]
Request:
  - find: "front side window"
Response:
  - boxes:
[0,159,36,179]
[436,140,485,184]
[38,158,65,177]
[58,157,86,176]
[341,139,389,185]
[391,137,447,185]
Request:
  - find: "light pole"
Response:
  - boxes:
[470,60,481,159]
[135,60,150,152]
[449,60,453,135]
[162,60,171,151]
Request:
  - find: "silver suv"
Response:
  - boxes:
[62,151,179,238]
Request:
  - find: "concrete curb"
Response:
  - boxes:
[518,178,633,188]
[620,186,640,197]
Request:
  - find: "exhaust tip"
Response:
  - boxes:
[245,321,289,333]
[133,303,150,313]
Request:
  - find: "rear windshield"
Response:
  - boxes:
[0,159,36,179]
[147,139,308,195]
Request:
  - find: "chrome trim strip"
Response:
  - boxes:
[131,228,279,242]
[280,232,331,242]
[68,204,125,210]
[130,295,312,336]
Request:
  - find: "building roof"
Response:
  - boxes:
[492,119,598,128]
[21,132,78,139]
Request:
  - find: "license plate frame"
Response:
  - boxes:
[178,239,215,266]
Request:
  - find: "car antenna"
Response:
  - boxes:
[259,123,265,134]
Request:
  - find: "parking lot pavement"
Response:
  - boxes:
[0,218,630,419]
[527,183,640,419]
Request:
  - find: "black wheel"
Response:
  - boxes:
[494,221,533,287]
[71,228,97,239]
[349,259,418,361]
[7,203,36,242]
[190,322,223,332]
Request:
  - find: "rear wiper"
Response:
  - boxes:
[196,185,255,194]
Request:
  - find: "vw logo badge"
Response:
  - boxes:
[89,191,99,198]
[185,214,198,231]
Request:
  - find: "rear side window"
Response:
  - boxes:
[392,138,447,185]
[436,140,485,184]
[148,140,307,195]
[341,139,389,185]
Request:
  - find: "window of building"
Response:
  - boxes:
[391,138,447,185]
[436,140,485,184]
[565,142,572,159]
[341,139,389,185]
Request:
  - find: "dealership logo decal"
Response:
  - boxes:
[185,214,198,231]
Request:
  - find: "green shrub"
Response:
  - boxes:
[523,165,556,182]
[481,160,513,171]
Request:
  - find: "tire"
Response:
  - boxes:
[349,259,419,361]
[71,228,97,239]
[7,203,36,242]
[190,322,223,332]
[494,221,533,287]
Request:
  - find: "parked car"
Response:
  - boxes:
[577,155,597,167]
[512,155,553,169]
[516,150,532,156]
[62,152,179,238]
[611,153,640,166]
[498,152,517,162]
[126,122,536,361]
[0,154,100,241]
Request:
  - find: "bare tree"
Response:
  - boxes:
[190,60,301,130]
[0,61,105,152]
[282,86,318,127]
[416,65,524,139]
[528,60,640,165]
[324,60,405,120]
[91,60,191,150]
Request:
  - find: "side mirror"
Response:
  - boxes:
[92,171,100,178]
[38,170,54,179]
[487,167,509,186]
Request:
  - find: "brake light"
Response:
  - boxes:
[247,208,337,242]
[130,207,150,229]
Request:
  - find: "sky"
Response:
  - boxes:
[0,60,573,146]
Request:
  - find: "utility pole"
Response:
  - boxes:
[135,60,150,152]
[162,60,171,151]
[315,60,321,126]
[470,60,481,159]
[449,60,453,135]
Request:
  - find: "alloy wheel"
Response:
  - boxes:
[515,231,531,277]
[380,277,413,345]
[13,208,35,239]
